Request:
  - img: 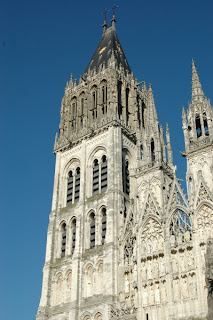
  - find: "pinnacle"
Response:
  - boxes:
[192,59,205,103]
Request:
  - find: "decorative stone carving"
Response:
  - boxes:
[141,218,164,257]
[172,254,179,274]
[147,261,152,280]
[155,284,161,304]
[181,277,189,299]
[173,278,180,300]
[169,209,192,246]
[142,288,148,306]
[141,262,147,281]
[161,282,167,303]
[159,257,166,276]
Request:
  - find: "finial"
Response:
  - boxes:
[102,9,109,32]
[111,4,118,28]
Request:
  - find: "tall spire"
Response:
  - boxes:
[192,59,205,103]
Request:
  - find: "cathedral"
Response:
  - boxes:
[37,14,213,320]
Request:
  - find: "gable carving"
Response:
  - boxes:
[196,182,212,207]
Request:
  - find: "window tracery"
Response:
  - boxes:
[169,209,192,247]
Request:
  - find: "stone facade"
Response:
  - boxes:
[37,18,213,320]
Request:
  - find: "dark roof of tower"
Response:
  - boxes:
[84,25,131,75]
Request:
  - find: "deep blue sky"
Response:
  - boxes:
[1,1,213,319]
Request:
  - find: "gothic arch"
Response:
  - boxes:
[55,272,63,305]
[96,260,104,294]
[88,146,107,167]
[62,158,81,207]
[65,269,72,302]
[84,263,94,297]
[94,312,103,320]
[167,208,192,247]
[195,203,213,242]
[140,217,164,257]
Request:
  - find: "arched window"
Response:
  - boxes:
[118,80,122,118]
[123,159,130,195]
[93,159,99,195]
[71,218,76,254]
[92,88,97,119]
[126,87,129,124]
[67,171,73,205]
[61,223,67,257]
[101,84,107,115]
[203,112,209,136]
[67,166,81,205]
[151,138,155,164]
[101,155,107,192]
[71,99,77,131]
[97,263,103,294]
[195,114,202,138]
[90,212,95,248]
[101,208,107,244]
[140,144,143,160]
[74,167,80,202]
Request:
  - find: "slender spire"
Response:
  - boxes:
[192,59,205,103]
[111,4,118,29]
[102,9,109,32]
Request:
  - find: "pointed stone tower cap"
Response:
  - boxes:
[192,59,205,103]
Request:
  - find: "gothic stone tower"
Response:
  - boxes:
[37,17,213,320]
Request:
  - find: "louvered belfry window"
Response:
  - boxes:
[123,159,130,195]
[93,159,99,195]
[74,167,80,203]
[67,166,80,205]
[101,155,107,192]
[101,208,107,244]
[67,171,73,205]
[61,223,67,257]
[90,213,95,248]
[71,219,76,254]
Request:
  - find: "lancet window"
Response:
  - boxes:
[101,155,107,192]
[151,138,155,164]
[140,145,143,160]
[93,159,99,195]
[101,83,107,115]
[61,222,67,257]
[118,80,122,118]
[195,114,202,138]
[92,87,97,119]
[126,87,129,124]
[67,167,81,205]
[71,218,76,254]
[71,98,77,131]
[123,155,130,195]
[101,208,107,244]
[90,212,95,248]
[92,155,107,195]
[203,112,209,135]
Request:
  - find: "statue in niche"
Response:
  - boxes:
[179,253,185,273]
[173,279,180,300]
[178,233,183,245]
[158,236,164,251]
[184,230,191,242]
[147,261,152,280]
[141,241,146,256]
[172,255,179,274]
[153,259,159,278]
[133,287,138,308]
[125,273,130,293]
[187,251,194,270]
[159,257,166,276]
[149,285,154,305]
[142,287,148,306]
[155,284,161,304]
[181,278,189,299]
[171,234,176,247]
[141,261,147,281]
[152,237,157,252]
[189,275,197,297]
[147,240,151,255]
[133,262,137,282]
[161,282,167,303]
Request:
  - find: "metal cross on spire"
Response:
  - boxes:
[102,8,109,21]
[112,4,118,16]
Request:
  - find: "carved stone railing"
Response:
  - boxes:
[189,136,211,151]
[109,302,137,319]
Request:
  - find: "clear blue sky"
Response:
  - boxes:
[1,0,213,319]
